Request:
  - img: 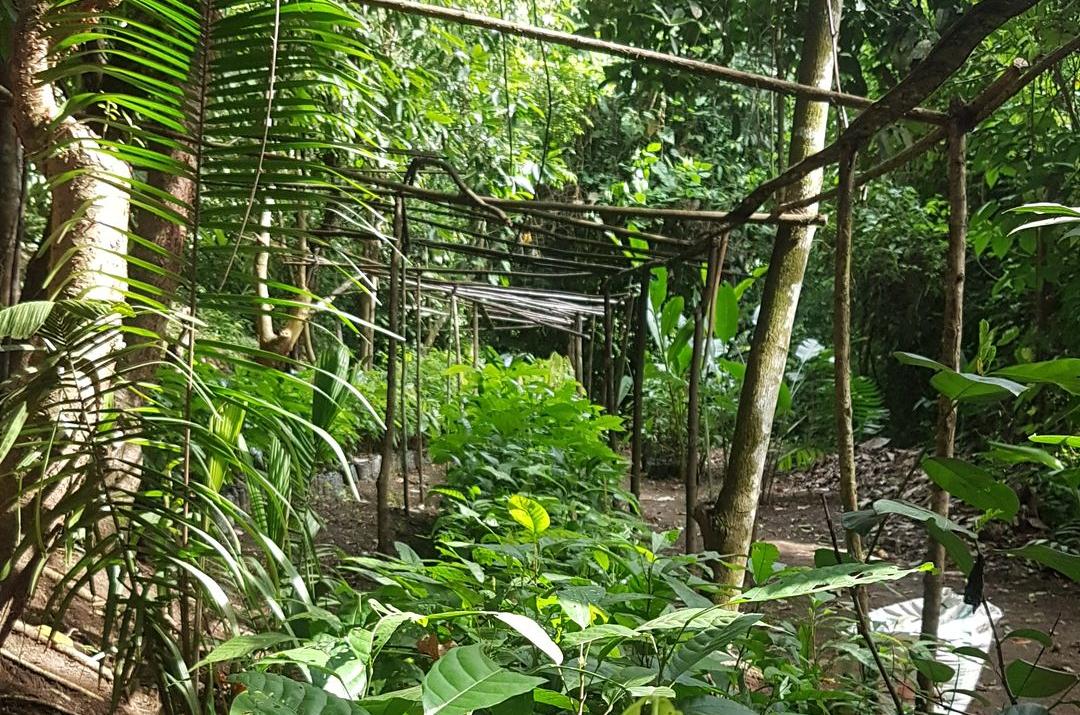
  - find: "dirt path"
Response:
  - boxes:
[639,445,1080,711]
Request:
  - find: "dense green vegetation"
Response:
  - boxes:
[0,0,1078,714]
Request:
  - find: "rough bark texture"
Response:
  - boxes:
[376,203,404,553]
[0,58,25,382]
[124,160,195,379]
[917,120,966,707]
[833,147,864,562]
[703,0,840,589]
[1,0,131,626]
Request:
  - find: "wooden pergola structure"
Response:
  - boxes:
[343,2,1077,706]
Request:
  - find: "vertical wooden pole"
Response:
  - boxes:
[471,301,480,368]
[400,255,410,516]
[451,290,462,395]
[415,274,424,502]
[377,202,403,553]
[833,147,865,563]
[584,314,596,399]
[919,118,967,703]
[630,271,649,499]
[685,243,724,553]
[572,314,584,384]
[603,288,617,448]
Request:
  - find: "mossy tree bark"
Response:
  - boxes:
[702,0,841,589]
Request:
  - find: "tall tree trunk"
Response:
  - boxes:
[702,0,841,589]
[1,0,131,626]
[917,119,966,710]
[0,57,26,381]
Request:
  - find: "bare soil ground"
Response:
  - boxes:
[639,444,1080,711]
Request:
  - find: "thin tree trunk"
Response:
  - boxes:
[630,272,648,498]
[703,0,841,589]
[399,252,409,515]
[833,146,863,557]
[685,245,721,553]
[917,119,966,709]
[376,202,404,553]
[0,59,25,381]
[414,274,424,499]
[603,289,616,447]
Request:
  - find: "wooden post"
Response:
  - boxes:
[603,289,616,447]
[833,146,865,564]
[451,289,462,395]
[684,244,721,553]
[471,301,479,367]
[377,202,403,553]
[919,117,967,705]
[415,274,424,502]
[571,314,584,384]
[400,254,410,516]
[584,314,596,399]
[630,271,649,498]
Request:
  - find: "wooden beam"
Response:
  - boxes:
[352,0,946,124]
[629,271,648,499]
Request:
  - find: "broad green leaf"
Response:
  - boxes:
[561,624,638,647]
[913,656,955,683]
[929,370,1027,402]
[986,442,1064,470]
[893,351,948,371]
[557,586,604,629]
[1005,659,1078,698]
[637,607,744,631]
[356,686,421,715]
[843,498,976,538]
[922,457,1018,520]
[733,562,931,603]
[196,632,292,668]
[492,612,562,664]
[1009,543,1080,583]
[679,695,758,715]
[713,283,738,342]
[506,495,549,536]
[1029,434,1080,448]
[229,671,362,715]
[993,358,1080,395]
[420,645,545,715]
[748,542,780,585]
[621,696,680,715]
[660,297,684,337]
[662,613,760,679]
[1004,629,1053,647]
[927,520,974,576]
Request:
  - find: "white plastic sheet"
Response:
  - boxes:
[869,587,1002,714]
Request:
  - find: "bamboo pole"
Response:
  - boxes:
[415,273,424,501]
[833,146,864,562]
[918,116,967,706]
[684,244,721,553]
[352,0,946,124]
[630,271,649,498]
